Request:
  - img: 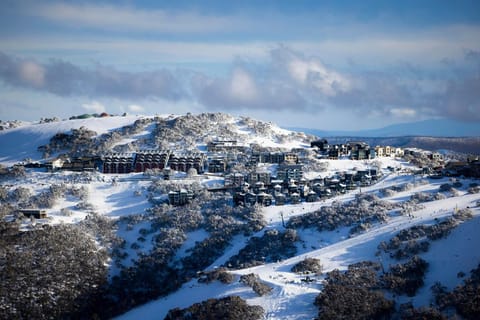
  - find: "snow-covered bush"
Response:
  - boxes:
[381,256,429,297]
[468,186,480,194]
[452,181,463,188]
[392,240,430,260]
[349,222,372,236]
[410,192,434,203]
[0,223,108,319]
[31,190,58,208]
[439,183,453,192]
[60,208,73,217]
[291,257,323,275]
[239,273,273,296]
[426,218,458,240]
[379,219,460,260]
[399,202,424,216]
[0,203,15,219]
[380,188,396,197]
[206,214,240,233]
[0,186,8,201]
[164,296,264,320]
[433,263,480,319]
[10,186,32,203]
[181,234,232,274]
[399,183,414,192]
[0,165,26,179]
[70,185,89,200]
[151,205,204,232]
[315,261,394,320]
[226,229,299,269]
[288,194,394,232]
[197,268,234,284]
[453,208,473,221]
[40,127,98,157]
[434,192,447,200]
[75,201,95,211]
[399,303,446,320]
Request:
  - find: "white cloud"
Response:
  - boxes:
[229,68,258,102]
[82,101,106,114]
[286,55,351,96]
[128,104,144,113]
[29,3,233,34]
[390,108,417,118]
[19,61,45,88]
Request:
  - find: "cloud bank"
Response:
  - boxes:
[0,52,184,100]
[0,47,479,122]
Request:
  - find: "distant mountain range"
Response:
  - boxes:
[289,119,480,138]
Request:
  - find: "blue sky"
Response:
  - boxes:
[0,0,479,130]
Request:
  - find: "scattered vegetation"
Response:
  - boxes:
[38,117,154,158]
[409,191,447,204]
[164,296,264,320]
[0,164,26,179]
[288,193,395,232]
[291,257,323,275]
[39,127,97,158]
[1,112,478,319]
[379,182,415,197]
[0,222,108,319]
[198,268,234,284]
[433,263,480,319]
[453,208,474,221]
[315,261,394,320]
[378,217,461,260]
[381,256,429,296]
[239,273,273,296]
[399,303,446,320]
[225,228,299,269]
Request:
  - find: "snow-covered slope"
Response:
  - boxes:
[2,112,479,319]
[0,115,144,165]
[116,163,480,319]
[0,113,312,166]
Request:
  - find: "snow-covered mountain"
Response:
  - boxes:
[1,112,479,320]
[292,118,480,137]
[0,113,312,166]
